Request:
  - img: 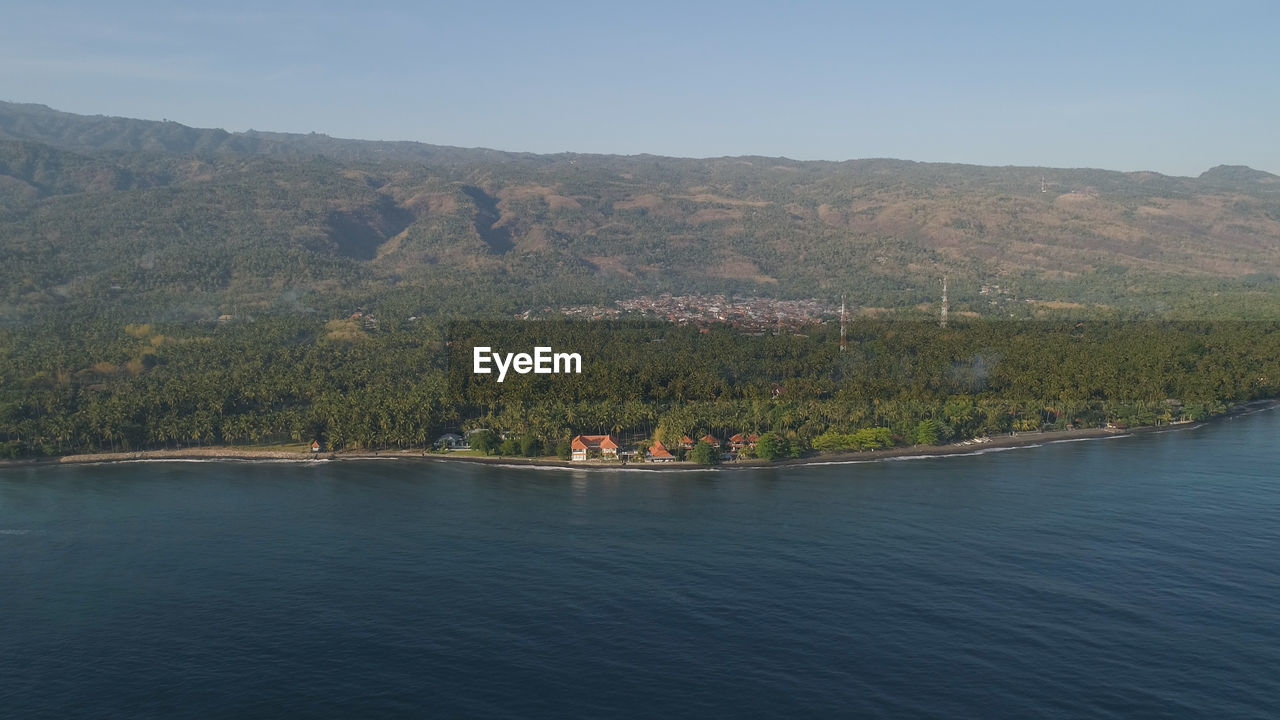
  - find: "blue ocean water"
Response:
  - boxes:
[2,411,1279,718]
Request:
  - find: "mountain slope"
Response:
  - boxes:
[1,101,1279,320]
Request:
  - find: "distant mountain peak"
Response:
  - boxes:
[1198,165,1279,183]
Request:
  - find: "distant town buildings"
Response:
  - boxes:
[546,294,839,331]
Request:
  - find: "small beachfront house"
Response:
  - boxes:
[646,440,675,463]
[570,434,619,461]
[436,433,466,450]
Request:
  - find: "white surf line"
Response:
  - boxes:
[74,457,333,466]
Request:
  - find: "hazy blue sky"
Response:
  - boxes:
[2,1,1276,175]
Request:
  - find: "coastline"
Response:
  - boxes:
[4,398,1276,472]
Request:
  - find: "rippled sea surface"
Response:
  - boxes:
[4,411,1279,718]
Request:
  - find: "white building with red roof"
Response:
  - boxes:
[570,434,619,461]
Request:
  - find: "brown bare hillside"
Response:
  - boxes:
[2,100,1279,317]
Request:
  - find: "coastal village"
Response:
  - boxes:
[567,432,761,463]
[545,294,838,331]
[430,429,763,464]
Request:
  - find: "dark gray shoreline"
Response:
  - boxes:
[3,399,1276,472]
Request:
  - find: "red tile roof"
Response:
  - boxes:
[570,434,619,450]
[648,440,673,459]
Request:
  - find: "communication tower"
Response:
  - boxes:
[940,276,949,328]
[840,294,847,352]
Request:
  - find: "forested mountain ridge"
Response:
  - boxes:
[3,101,1279,321]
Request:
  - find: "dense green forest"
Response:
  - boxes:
[2,317,1276,459]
